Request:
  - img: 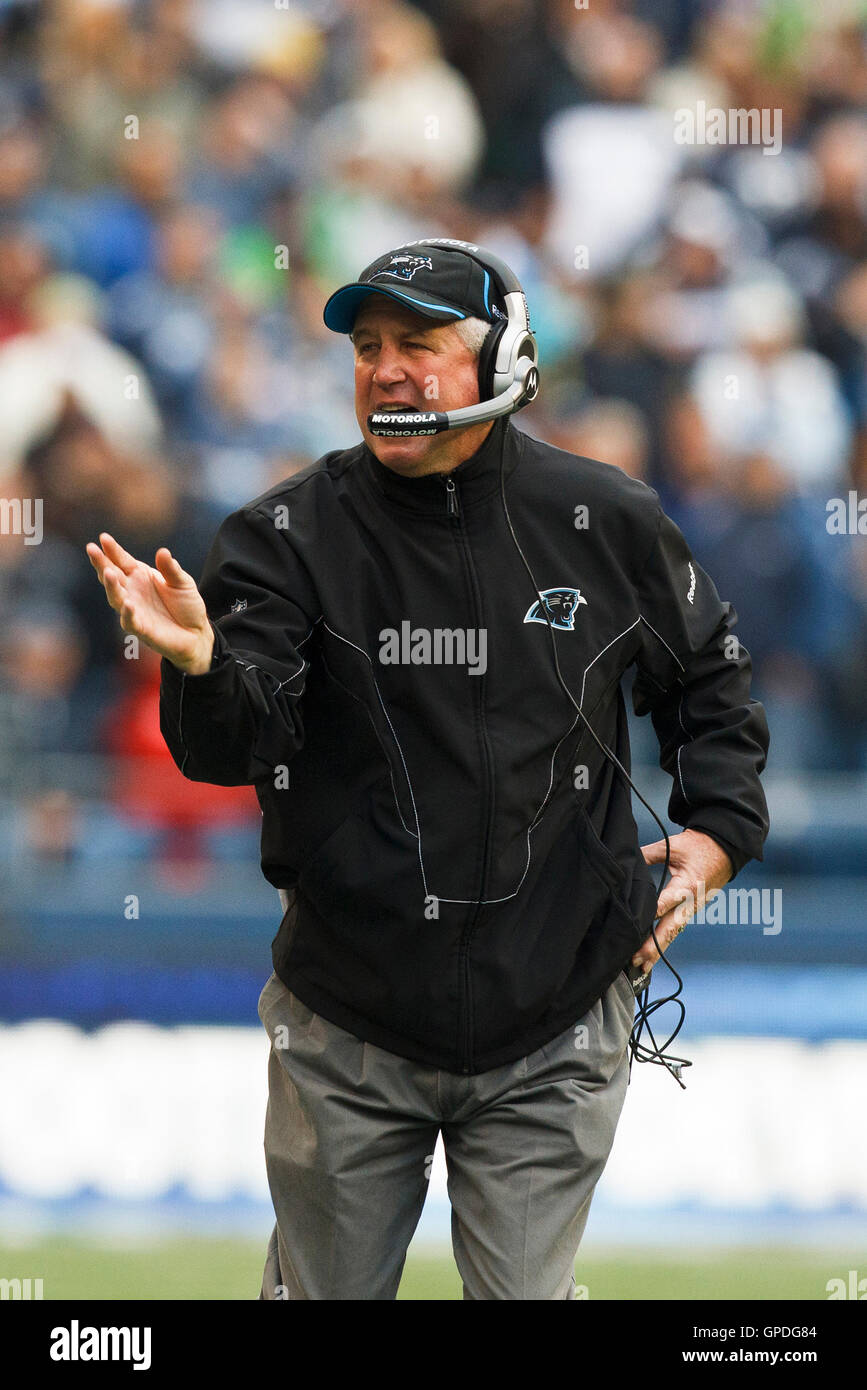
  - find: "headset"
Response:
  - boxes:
[366,238,541,438]
[368,238,692,1087]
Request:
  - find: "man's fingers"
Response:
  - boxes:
[655,878,710,925]
[654,883,692,921]
[87,542,136,616]
[102,566,128,611]
[632,933,660,969]
[119,600,140,634]
[154,547,192,588]
[632,905,688,968]
[86,542,114,584]
[655,892,697,932]
[98,532,139,576]
[641,838,669,866]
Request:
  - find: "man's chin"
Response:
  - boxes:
[363,430,436,475]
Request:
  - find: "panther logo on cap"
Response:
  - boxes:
[372,254,433,282]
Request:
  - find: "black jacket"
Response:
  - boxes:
[159,416,770,1073]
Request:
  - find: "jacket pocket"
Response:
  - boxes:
[296,774,418,921]
[578,805,629,893]
[289,774,449,1038]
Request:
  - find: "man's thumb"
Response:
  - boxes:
[155,548,192,587]
[641,838,669,865]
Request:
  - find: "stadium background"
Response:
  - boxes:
[0,0,865,1299]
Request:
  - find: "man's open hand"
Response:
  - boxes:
[631,828,733,972]
[86,532,215,674]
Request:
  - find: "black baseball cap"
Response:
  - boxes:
[323,242,507,334]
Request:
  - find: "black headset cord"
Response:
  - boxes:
[498,451,693,1088]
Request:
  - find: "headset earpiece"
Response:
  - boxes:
[477,318,507,400]
[514,334,540,403]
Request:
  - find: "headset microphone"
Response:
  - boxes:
[368,362,539,436]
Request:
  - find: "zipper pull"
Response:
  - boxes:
[444,476,459,517]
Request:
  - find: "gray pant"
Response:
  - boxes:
[257,968,636,1300]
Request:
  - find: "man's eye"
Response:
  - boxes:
[406,342,428,350]
[356,342,376,354]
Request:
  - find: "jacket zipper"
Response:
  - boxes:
[444,475,459,516]
[443,472,495,1073]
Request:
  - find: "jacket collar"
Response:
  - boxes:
[360,415,521,514]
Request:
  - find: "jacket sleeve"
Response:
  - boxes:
[631,503,770,877]
[159,503,320,786]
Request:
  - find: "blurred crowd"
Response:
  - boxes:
[1,0,866,871]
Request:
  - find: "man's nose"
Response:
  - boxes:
[372,344,408,385]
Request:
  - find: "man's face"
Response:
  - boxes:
[352,296,491,476]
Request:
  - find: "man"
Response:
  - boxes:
[87,242,769,1300]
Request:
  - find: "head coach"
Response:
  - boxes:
[87,238,770,1300]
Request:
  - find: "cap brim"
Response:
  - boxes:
[323,283,468,334]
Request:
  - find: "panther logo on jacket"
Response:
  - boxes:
[523,587,587,631]
[372,255,433,282]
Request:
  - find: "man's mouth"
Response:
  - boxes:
[373,403,420,413]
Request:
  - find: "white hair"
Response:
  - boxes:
[453,315,492,357]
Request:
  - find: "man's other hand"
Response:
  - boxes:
[86,532,215,675]
[631,828,733,971]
